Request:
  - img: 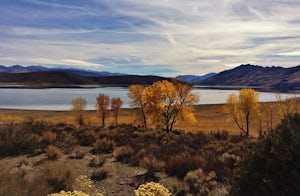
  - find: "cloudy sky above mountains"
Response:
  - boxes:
[0,0,300,76]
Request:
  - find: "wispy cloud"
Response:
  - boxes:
[0,0,300,75]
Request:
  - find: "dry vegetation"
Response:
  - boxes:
[0,100,299,195]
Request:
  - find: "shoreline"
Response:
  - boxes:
[0,83,299,93]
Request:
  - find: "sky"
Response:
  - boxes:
[0,0,300,76]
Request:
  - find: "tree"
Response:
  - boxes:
[143,80,199,132]
[128,85,148,129]
[96,94,110,127]
[226,88,260,136]
[230,113,300,195]
[111,97,123,126]
[71,97,87,125]
[276,93,298,119]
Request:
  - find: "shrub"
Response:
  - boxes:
[184,168,217,195]
[113,145,134,163]
[134,182,171,196]
[139,156,165,173]
[0,165,51,196]
[45,145,63,160]
[165,153,205,179]
[92,138,116,154]
[40,131,57,145]
[91,168,108,181]
[78,130,97,146]
[0,122,40,156]
[230,113,300,196]
[43,161,78,192]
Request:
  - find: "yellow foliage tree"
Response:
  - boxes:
[96,94,110,127]
[71,97,87,125]
[128,85,148,129]
[226,88,260,136]
[143,80,199,132]
[111,97,123,126]
[275,93,298,118]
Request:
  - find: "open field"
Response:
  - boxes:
[0,102,299,195]
[1,102,298,136]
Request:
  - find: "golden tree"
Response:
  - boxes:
[275,93,298,118]
[226,88,260,136]
[128,85,148,129]
[96,94,110,127]
[71,97,87,125]
[143,80,199,132]
[111,97,123,126]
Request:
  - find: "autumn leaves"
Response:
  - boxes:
[128,80,199,132]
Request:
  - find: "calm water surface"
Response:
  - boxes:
[0,87,299,110]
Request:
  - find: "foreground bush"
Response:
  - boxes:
[43,161,78,192]
[0,123,40,156]
[135,182,171,196]
[45,145,63,160]
[92,138,116,154]
[231,113,300,195]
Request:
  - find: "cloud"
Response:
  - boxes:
[278,51,300,56]
[0,0,300,75]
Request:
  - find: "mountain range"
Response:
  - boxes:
[199,64,300,92]
[175,73,217,84]
[0,64,299,91]
[0,65,125,77]
[0,65,171,86]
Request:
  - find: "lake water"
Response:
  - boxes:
[0,87,299,110]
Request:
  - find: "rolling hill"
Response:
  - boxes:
[175,73,216,84]
[200,64,300,91]
[0,71,171,86]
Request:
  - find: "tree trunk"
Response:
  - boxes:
[115,113,118,126]
[246,114,249,136]
[141,106,147,130]
[102,114,105,127]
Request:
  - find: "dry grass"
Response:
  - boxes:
[1,102,299,136]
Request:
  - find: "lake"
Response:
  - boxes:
[0,86,299,110]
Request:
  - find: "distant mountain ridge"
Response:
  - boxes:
[0,65,125,77]
[0,71,171,86]
[200,64,300,91]
[175,73,217,84]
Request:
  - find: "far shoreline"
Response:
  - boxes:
[0,83,299,93]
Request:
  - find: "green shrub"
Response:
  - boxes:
[230,113,300,196]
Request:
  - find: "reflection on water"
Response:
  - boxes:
[0,87,299,110]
